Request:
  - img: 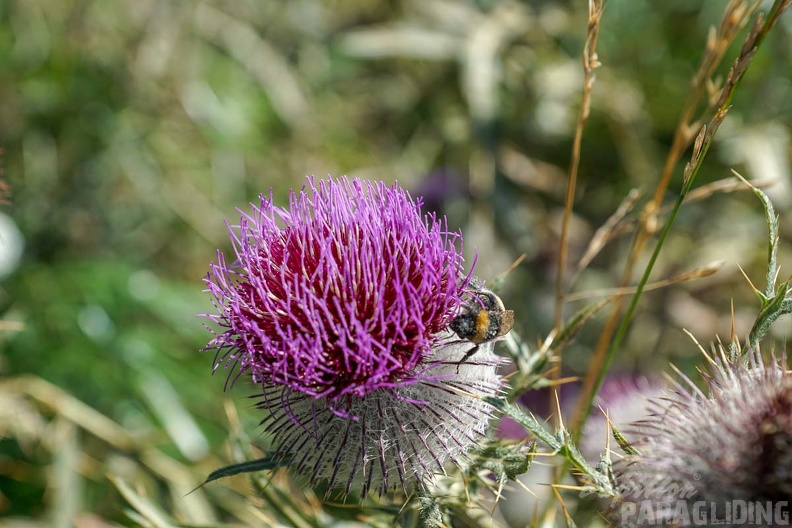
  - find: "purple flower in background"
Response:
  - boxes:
[414,167,467,218]
[581,375,666,462]
[203,176,502,496]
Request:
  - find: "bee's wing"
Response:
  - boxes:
[496,310,515,336]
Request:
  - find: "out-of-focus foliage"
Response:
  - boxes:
[0,0,790,526]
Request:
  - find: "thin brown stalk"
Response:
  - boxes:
[552,0,606,430]
[652,0,760,207]
[576,171,767,266]
[575,188,642,276]
[571,177,777,262]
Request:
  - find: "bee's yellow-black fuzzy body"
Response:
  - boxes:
[450,283,514,345]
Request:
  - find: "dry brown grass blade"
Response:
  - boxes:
[553,0,607,434]
[683,176,778,203]
[0,320,25,332]
[574,176,778,264]
[1,375,219,525]
[52,417,80,528]
[573,175,772,284]
[1,375,138,451]
[653,0,760,206]
[110,477,179,528]
[576,188,642,274]
[571,0,764,436]
[566,261,723,302]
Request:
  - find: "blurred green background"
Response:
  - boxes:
[1,0,790,526]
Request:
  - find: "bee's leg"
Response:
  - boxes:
[456,344,480,374]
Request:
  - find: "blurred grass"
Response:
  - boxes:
[0,0,790,526]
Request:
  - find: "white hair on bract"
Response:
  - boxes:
[257,334,503,498]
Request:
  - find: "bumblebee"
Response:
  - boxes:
[450,281,514,362]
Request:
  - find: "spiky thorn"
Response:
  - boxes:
[682,328,715,366]
[736,262,760,295]
[551,484,576,527]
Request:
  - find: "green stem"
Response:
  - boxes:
[486,397,614,496]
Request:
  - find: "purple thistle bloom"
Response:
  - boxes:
[203,176,503,495]
[205,177,467,405]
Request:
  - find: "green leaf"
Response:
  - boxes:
[745,175,781,299]
[611,422,639,456]
[730,173,792,355]
[199,453,291,487]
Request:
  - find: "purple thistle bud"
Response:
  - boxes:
[202,176,503,495]
[614,348,792,526]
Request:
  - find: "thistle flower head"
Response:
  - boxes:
[205,176,468,406]
[614,348,792,526]
[202,176,503,495]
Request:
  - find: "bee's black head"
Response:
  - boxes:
[450,312,478,340]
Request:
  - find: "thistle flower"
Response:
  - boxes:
[203,176,502,496]
[614,348,792,527]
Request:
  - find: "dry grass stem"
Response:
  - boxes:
[684,176,778,203]
[576,188,642,274]
[571,0,768,435]
[552,0,606,434]
[554,0,607,332]
[565,262,723,302]
[0,376,229,524]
